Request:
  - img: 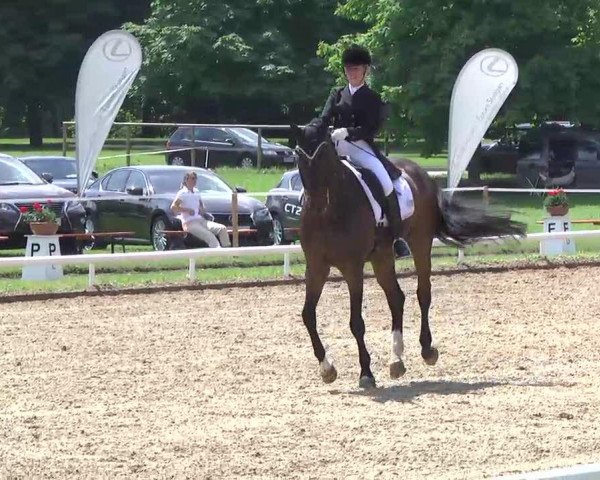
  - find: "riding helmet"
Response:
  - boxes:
[342,44,372,66]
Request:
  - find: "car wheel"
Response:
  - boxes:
[272,215,288,245]
[151,215,169,251]
[239,155,255,169]
[83,216,102,250]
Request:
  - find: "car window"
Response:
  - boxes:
[291,174,303,191]
[148,170,232,194]
[0,158,44,185]
[22,158,77,178]
[126,170,146,192]
[193,127,213,141]
[196,172,232,193]
[229,127,270,146]
[171,128,190,141]
[103,170,130,192]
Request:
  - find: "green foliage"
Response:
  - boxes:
[543,188,569,208]
[125,0,361,123]
[321,0,600,155]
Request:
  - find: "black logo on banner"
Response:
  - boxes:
[103,37,133,62]
[479,55,509,77]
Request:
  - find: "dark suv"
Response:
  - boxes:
[166,126,298,168]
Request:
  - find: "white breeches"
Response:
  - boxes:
[335,139,394,195]
[184,219,231,248]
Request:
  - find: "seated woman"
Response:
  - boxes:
[170,171,231,248]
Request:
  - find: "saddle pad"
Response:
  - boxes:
[341,160,415,224]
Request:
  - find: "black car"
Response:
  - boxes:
[0,154,86,253]
[19,156,98,194]
[166,126,298,168]
[265,169,303,245]
[82,166,274,250]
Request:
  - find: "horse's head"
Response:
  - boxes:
[290,122,339,194]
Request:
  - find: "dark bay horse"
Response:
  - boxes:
[291,124,525,389]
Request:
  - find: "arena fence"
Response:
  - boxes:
[2,230,600,287]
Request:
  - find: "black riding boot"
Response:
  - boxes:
[386,192,403,240]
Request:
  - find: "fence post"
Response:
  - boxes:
[257,127,263,169]
[191,127,196,166]
[88,263,95,287]
[483,186,490,205]
[188,258,196,281]
[283,252,290,277]
[126,126,132,166]
[457,248,465,262]
[62,123,68,157]
[232,192,239,247]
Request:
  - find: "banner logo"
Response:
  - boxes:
[480,55,509,77]
[103,38,133,62]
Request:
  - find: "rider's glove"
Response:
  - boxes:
[331,128,349,142]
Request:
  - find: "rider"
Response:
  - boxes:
[317,44,403,241]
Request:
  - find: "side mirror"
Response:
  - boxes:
[91,171,99,179]
[224,137,235,145]
[235,186,247,193]
[126,186,144,196]
[41,172,53,183]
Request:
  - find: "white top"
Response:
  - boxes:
[174,187,205,225]
[349,83,365,95]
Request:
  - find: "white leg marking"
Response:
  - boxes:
[320,355,333,374]
[391,331,404,362]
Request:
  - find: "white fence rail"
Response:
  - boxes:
[2,230,600,287]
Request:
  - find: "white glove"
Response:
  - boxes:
[331,128,349,142]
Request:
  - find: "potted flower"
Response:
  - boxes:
[19,201,59,235]
[543,188,569,216]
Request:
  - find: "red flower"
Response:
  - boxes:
[19,206,29,213]
[33,202,43,212]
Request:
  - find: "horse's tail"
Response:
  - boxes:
[435,191,526,247]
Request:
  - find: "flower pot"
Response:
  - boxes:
[546,205,569,217]
[29,222,59,235]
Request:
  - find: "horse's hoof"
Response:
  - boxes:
[422,347,439,366]
[390,361,407,379]
[359,376,377,389]
[321,365,338,384]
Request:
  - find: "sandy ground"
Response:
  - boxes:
[1,266,600,479]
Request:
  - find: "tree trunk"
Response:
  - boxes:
[27,101,44,147]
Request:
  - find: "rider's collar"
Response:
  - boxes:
[349,83,365,95]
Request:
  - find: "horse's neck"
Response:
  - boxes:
[303,160,360,214]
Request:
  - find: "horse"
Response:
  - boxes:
[291,122,526,389]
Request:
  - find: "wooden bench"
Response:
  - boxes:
[160,228,257,249]
[59,231,135,254]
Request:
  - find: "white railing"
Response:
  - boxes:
[2,230,600,287]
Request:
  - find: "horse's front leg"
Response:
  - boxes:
[302,260,336,383]
[341,264,376,389]
[370,244,407,379]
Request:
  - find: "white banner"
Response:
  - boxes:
[447,48,518,190]
[75,30,142,193]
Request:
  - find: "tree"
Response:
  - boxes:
[320,0,600,154]
[126,0,361,125]
[0,0,149,145]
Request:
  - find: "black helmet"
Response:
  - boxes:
[342,44,372,67]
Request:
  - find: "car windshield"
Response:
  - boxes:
[22,157,77,179]
[229,128,271,146]
[148,170,232,194]
[0,158,44,185]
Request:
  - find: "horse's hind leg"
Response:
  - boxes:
[407,235,439,366]
[302,261,336,383]
[341,264,376,389]
[371,245,407,379]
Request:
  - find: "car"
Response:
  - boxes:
[265,169,303,245]
[165,126,298,168]
[19,156,98,193]
[0,154,86,253]
[516,125,600,188]
[467,122,577,180]
[82,165,274,250]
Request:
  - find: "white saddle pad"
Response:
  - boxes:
[341,160,415,225]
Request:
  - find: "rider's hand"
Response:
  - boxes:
[331,128,349,142]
